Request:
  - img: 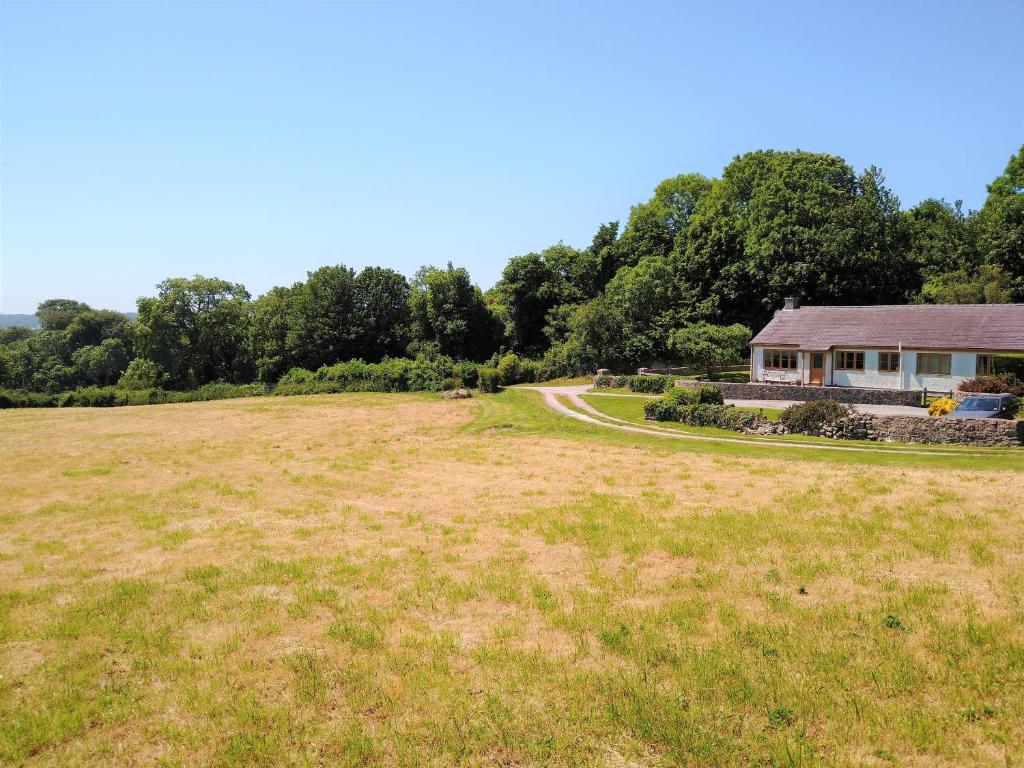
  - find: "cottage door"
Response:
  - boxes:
[809,353,824,385]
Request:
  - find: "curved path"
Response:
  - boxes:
[525,385,984,457]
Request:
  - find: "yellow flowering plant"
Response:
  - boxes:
[928,396,958,417]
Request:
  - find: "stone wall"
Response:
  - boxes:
[823,414,1024,447]
[675,380,925,407]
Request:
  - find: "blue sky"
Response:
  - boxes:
[1,1,1021,313]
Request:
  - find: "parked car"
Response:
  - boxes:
[946,394,1019,419]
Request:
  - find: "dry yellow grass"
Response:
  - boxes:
[1,390,1022,767]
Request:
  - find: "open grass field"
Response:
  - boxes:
[2,389,1023,767]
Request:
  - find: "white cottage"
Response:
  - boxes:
[749,299,1024,392]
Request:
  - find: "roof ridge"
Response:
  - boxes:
[796,303,1018,309]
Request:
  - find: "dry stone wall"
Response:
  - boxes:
[822,414,1023,447]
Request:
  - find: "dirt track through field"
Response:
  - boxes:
[526,385,989,457]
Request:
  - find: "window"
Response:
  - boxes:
[916,353,951,376]
[763,349,798,370]
[976,354,993,375]
[834,350,864,371]
[878,352,900,373]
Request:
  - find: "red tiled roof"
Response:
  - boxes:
[750,304,1024,352]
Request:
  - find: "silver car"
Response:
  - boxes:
[947,394,1019,419]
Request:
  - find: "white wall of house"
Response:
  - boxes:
[751,346,801,383]
[832,350,901,390]
[901,351,977,392]
[751,346,988,392]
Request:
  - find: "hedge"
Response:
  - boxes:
[664,385,723,406]
[0,383,269,409]
[677,403,762,431]
[594,374,674,393]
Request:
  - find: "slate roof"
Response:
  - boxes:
[750,304,1024,352]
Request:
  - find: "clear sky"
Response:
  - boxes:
[1,0,1021,313]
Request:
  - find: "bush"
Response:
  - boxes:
[453,360,479,388]
[495,353,521,386]
[519,359,541,384]
[60,386,120,407]
[478,367,501,393]
[664,384,724,406]
[958,373,1023,396]
[643,399,680,422]
[678,403,762,431]
[627,375,673,394]
[779,399,851,434]
[928,396,958,417]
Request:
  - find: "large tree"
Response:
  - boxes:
[248,285,300,382]
[36,299,92,331]
[680,150,915,328]
[408,264,500,361]
[351,267,411,361]
[134,276,252,389]
[975,146,1024,299]
[285,265,360,371]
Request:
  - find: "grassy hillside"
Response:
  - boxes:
[1,390,1022,766]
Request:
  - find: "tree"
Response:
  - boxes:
[986,145,1024,198]
[669,323,752,374]
[72,338,130,386]
[36,299,92,331]
[66,309,133,350]
[408,264,500,360]
[351,267,411,361]
[118,358,165,390]
[921,264,1015,304]
[494,251,559,356]
[285,265,362,371]
[975,147,1024,299]
[903,198,976,283]
[248,285,299,382]
[615,174,713,268]
[134,276,252,389]
[681,151,916,329]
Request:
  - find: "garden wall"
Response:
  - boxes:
[675,380,924,407]
[823,414,1024,447]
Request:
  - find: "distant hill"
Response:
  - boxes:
[0,314,40,329]
[0,311,136,329]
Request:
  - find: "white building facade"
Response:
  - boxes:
[749,301,1024,394]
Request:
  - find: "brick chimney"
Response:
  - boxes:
[783,296,800,310]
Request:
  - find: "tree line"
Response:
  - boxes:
[1,146,1021,394]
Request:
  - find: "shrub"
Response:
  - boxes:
[627,375,672,394]
[779,399,851,434]
[453,360,479,388]
[643,399,680,422]
[928,396,958,417]
[664,384,724,406]
[60,386,120,407]
[958,373,1023,396]
[478,367,501,393]
[519,358,541,384]
[678,403,762,431]
[495,353,522,386]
